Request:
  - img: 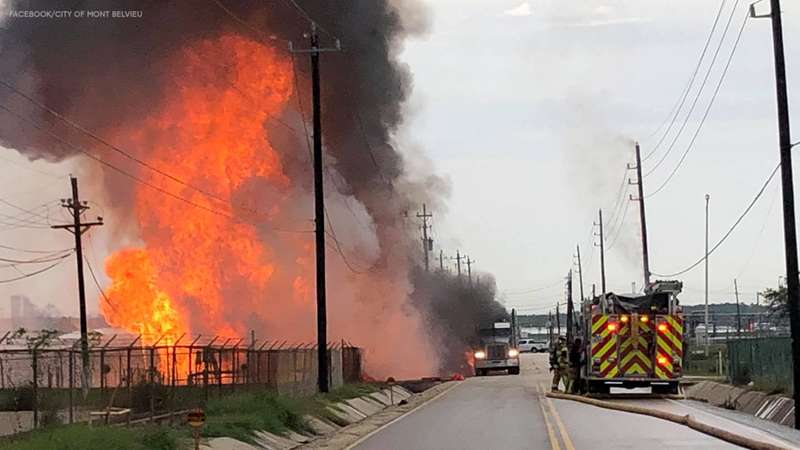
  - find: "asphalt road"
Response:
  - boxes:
[352,353,795,450]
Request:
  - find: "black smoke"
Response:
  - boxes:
[0,1,509,375]
[411,268,509,375]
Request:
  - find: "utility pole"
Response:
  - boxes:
[575,245,585,303]
[439,249,444,271]
[629,143,651,290]
[556,303,561,336]
[290,24,341,393]
[52,176,103,395]
[416,204,433,272]
[705,194,710,351]
[595,209,607,294]
[455,251,462,278]
[465,256,474,285]
[750,0,799,428]
[734,279,742,338]
[566,271,574,344]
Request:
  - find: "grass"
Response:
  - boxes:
[0,424,179,450]
[0,383,381,449]
[202,383,380,444]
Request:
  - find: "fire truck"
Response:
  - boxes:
[582,280,684,395]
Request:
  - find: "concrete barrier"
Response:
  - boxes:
[685,380,797,428]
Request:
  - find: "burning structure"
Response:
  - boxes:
[0,1,504,377]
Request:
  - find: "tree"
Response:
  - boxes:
[761,286,788,318]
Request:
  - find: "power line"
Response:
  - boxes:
[605,197,632,250]
[84,254,116,312]
[0,102,313,234]
[282,0,337,41]
[0,252,72,283]
[644,0,742,178]
[502,278,564,296]
[652,162,780,278]
[646,10,749,198]
[0,243,72,254]
[641,0,728,161]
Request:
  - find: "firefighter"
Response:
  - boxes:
[550,337,569,392]
[568,338,583,393]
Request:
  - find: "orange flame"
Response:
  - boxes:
[100,35,300,348]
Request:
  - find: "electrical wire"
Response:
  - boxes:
[0,244,72,254]
[646,10,748,198]
[644,0,741,177]
[0,102,313,235]
[0,252,71,283]
[282,0,337,41]
[651,162,780,278]
[0,79,310,232]
[502,278,564,296]
[84,254,116,312]
[0,251,74,265]
[605,197,632,250]
[641,0,728,161]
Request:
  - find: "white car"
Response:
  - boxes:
[518,339,549,353]
[517,339,549,353]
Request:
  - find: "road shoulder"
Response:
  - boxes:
[300,381,461,450]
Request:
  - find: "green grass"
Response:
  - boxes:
[0,383,381,448]
[0,424,179,450]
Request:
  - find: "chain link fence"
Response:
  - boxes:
[0,330,363,435]
[727,337,791,393]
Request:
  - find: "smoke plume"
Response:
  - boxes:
[0,1,503,378]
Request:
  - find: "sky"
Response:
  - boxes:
[399,0,800,313]
[0,0,799,318]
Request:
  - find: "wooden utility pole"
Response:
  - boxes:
[416,204,433,272]
[595,209,607,295]
[757,0,799,428]
[439,249,444,271]
[734,279,742,338]
[465,256,474,285]
[629,143,651,290]
[556,303,561,336]
[705,194,711,350]
[290,24,340,393]
[566,271,574,344]
[455,251,462,278]
[52,176,103,395]
[576,245,585,303]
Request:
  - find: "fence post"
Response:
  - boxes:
[31,349,38,429]
[68,350,74,424]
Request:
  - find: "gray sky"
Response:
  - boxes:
[400,0,800,313]
[1,0,799,318]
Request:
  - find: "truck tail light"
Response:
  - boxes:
[607,323,618,332]
[657,356,668,366]
[658,323,668,332]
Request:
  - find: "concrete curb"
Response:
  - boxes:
[686,381,796,427]
[547,391,790,450]
[301,381,460,450]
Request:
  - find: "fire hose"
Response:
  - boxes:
[546,391,790,450]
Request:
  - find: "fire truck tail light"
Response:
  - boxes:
[640,315,649,323]
[607,323,618,332]
[658,323,668,332]
[620,315,629,323]
[657,356,668,365]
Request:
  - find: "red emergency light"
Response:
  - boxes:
[657,323,668,332]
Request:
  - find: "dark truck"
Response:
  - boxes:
[473,321,520,376]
